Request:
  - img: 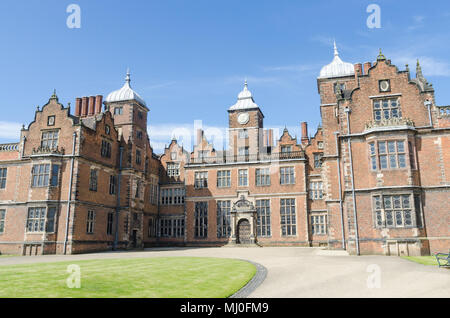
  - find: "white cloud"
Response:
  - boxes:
[0,121,22,141]
[390,54,450,77]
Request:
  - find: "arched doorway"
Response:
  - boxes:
[237,219,251,244]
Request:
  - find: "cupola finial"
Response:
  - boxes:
[125,68,131,86]
[334,40,339,56]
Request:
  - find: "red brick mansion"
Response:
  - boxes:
[0,46,448,256]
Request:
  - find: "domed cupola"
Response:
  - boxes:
[105,70,147,107]
[229,80,259,111]
[319,42,355,79]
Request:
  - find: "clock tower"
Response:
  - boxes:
[228,81,264,157]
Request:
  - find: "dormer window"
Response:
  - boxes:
[198,151,209,160]
[105,125,110,135]
[101,140,111,158]
[41,131,59,149]
[167,163,180,177]
[314,153,323,168]
[373,99,401,121]
[281,145,292,153]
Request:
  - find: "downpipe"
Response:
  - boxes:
[63,132,77,255]
[113,146,123,251]
[334,132,346,250]
[344,108,360,256]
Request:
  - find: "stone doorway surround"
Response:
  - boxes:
[230,194,257,245]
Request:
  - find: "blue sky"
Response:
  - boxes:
[1,0,450,153]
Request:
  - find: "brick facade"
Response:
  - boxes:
[0,52,448,256]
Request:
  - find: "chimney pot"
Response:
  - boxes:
[75,98,82,117]
[81,97,88,117]
[363,62,372,75]
[95,95,103,114]
[88,96,95,116]
[354,63,363,77]
[301,122,309,144]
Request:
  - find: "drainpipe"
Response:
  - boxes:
[424,100,433,127]
[63,132,77,255]
[334,132,346,249]
[344,108,360,256]
[113,146,123,250]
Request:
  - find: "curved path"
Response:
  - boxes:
[1,247,449,297]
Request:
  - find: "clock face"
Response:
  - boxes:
[237,112,250,125]
[379,80,390,92]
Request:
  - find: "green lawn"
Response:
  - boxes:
[401,256,440,266]
[0,257,256,298]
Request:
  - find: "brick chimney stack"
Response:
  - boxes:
[95,95,103,114]
[75,98,82,117]
[354,63,363,77]
[363,62,372,75]
[81,97,88,117]
[88,96,95,116]
[301,122,309,145]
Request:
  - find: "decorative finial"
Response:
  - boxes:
[377,49,386,61]
[406,64,410,72]
[37,105,40,111]
[244,78,248,90]
[125,68,131,85]
[333,40,339,56]
[50,89,58,100]
[416,59,424,80]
